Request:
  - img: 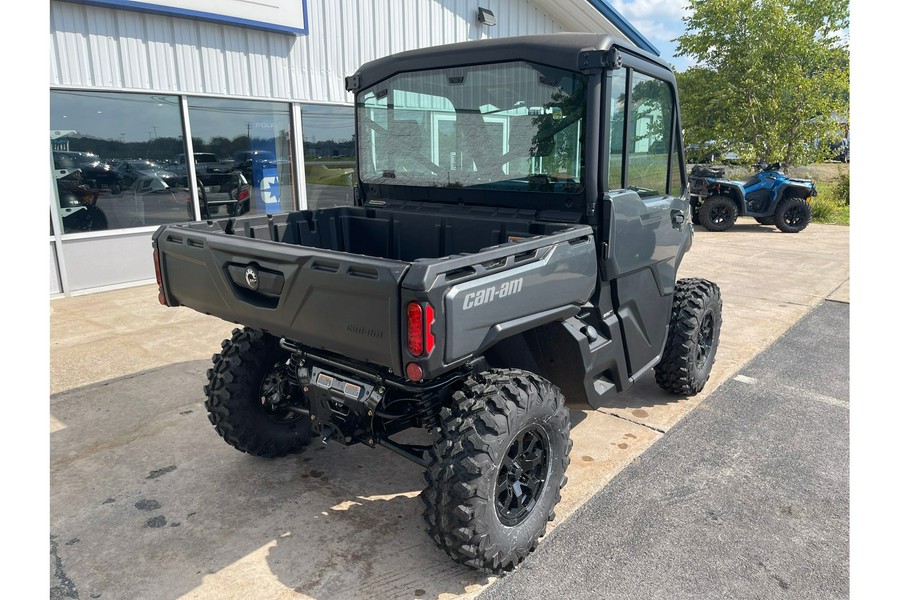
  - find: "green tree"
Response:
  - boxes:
[675,0,849,167]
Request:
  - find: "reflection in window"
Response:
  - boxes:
[186,97,293,216]
[626,72,674,197]
[50,91,187,233]
[356,62,585,194]
[300,105,357,210]
[608,70,628,190]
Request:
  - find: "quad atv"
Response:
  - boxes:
[689,163,816,233]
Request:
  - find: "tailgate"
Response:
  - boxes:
[153,224,409,372]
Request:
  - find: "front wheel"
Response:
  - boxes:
[698,195,738,232]
[204,328,311,457]
[422,369,571,573]
[774,197,812,233]
[655,278,723,396]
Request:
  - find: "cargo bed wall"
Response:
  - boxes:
[154,205,578,374]
[221,205,573,261]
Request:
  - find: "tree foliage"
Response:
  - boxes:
[675,0,849,167]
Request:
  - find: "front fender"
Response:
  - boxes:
[776,182,815,201]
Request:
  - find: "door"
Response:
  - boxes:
[601,61,690,376]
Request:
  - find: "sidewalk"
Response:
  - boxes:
[50,219,849,599]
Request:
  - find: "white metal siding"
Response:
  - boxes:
[50,0,570,103]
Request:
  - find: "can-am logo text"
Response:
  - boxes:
[462,278,524,310]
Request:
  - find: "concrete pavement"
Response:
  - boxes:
[50,218,849,599]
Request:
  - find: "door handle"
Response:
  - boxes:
[671,209,685,228]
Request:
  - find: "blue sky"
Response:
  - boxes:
[608,0,694,71]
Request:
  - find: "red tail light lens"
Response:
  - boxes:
[153,248,167,306]
[238,187,250,201]
[407,302,424,356]
[424,303,435,354]
[153,248,163,286]
[407,301,436,357]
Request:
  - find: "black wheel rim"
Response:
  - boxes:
[259,362,303,424]
[696,311,715,370]
[710,205,730,224]
[784,206,804,226]
[496,427,550,526]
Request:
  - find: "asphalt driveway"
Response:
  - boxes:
[480,299,849,600]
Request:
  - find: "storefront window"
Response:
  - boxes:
[50,91,188,233]
[186,98,294,216]
[301,105,357,210]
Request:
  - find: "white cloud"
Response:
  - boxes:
[610,0,691,22]
[609,0,693,42]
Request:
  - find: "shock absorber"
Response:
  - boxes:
[287,350,304,388]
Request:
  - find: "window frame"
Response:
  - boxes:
[602,60,683,197]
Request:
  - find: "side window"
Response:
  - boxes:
[626,71,674,197]
[607,70,628,190]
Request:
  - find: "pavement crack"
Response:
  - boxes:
[50,536,79,599]
[595,410,666,434]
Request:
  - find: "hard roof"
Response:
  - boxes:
[350,33,669,92]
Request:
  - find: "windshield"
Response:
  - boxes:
[356,61,586,193]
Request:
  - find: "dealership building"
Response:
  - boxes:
[49,0,657,296]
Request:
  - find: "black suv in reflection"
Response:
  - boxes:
[53,151,125,193]
[232,150,277,184]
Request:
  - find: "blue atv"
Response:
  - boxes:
[689,163,817,233]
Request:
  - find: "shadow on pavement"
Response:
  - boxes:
[50,360,490,600]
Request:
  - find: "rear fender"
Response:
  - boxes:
[709,181,746,213]
[483,315,631,408]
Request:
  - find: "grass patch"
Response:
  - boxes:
[306,164,354,186]
[810,181,850,225]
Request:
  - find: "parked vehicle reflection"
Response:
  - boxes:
[53,151,125,194]
[118,172,252,226]
[201,171,252,218]
[54,168,109,233]
[114,159,179,189]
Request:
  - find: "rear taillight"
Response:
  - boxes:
[153,248,167,306]
[407,302,424,356]
[424,304,435,355]
[238,188,250,201]
[406,301,436,357]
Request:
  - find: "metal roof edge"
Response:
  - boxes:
[585,0,661,56]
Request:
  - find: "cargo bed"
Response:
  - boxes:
[153,201,596,376]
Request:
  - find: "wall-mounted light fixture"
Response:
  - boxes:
[477,7,496,26]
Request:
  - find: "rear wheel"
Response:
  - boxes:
[774,197,811,233]
[698,195,738,231]
[422,369,570,573]
[655,279,723,395]
[204,327,311,457]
